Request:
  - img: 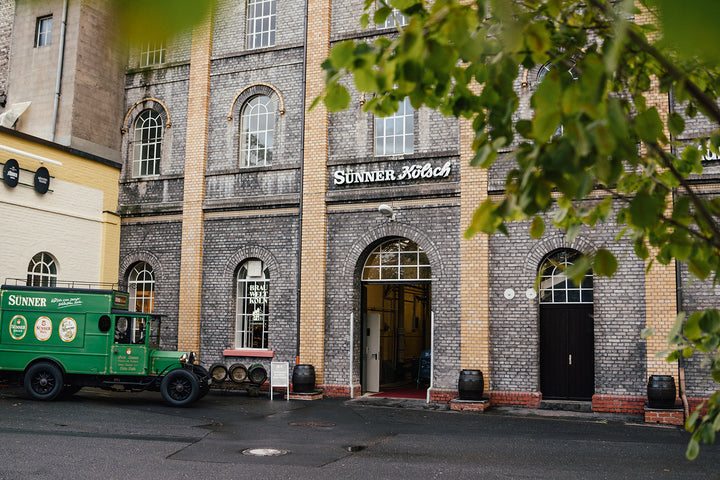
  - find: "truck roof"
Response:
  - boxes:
[1,284,119,295]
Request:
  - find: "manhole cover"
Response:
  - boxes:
[289,421,336,428]
[241,448,290,457]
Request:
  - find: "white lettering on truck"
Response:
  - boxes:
[7,295,47,307]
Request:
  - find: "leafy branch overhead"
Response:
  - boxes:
[319,0,720,459]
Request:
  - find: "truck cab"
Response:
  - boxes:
[0,281,209,407]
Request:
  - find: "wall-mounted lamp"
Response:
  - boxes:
[378,204,395,221]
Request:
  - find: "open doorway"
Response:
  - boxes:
[360,238,432,398]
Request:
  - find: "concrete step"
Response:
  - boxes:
[539,400,593,413]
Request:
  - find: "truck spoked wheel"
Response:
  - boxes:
[24,362,63,401]
[161,369,200,407]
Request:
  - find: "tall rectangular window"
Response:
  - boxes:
[36,16,52,47]
[140,41,166,67]
[247,0,276,50]
[375,97,414,156]
[381,8,408,29]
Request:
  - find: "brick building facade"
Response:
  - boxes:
[1,0,717,415]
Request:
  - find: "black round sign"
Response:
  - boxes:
[2,158,19,188]
[34,166,50,194]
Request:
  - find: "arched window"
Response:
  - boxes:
[27,252,57,287]
[235,259,269,349]
[240,96,274,167]
[128,262,155,313]
[539,249,593,303]
[375,98,414,156]
[132,109,162,177]
[362,239,430,281]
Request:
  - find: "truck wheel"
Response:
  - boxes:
[24,362,63,401]
[161,369,200,407]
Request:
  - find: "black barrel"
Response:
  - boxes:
[647,375,676,409]
[292,364,316,393]
[458,369,484,400]
[247,363,268,384]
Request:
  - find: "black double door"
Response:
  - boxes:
[540,305,594,400]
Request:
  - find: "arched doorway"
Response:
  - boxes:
[539,249,594,400]
[361,238,431,395]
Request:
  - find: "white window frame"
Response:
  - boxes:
[381,7,408,29]
[235,260,270,349]
[128,262,155,313]
[539,250,593,304]
[132,109,162,177]
[140,40,166,67]
[240,96,274,167]
[247,0,276,50]
[375,97,414,156]
[362,239,430,281]
[36,15,52,47]
[27,252,57,287]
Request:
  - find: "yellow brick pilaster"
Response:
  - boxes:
[460,113,491,381]
[178,12,213,354]
[299,0,331,383]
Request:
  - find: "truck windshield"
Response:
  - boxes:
[114,316,147,345]
[148,315,161,348]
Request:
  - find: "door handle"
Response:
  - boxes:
[568,354,572,365]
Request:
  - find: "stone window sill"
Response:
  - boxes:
[223,349,274,358]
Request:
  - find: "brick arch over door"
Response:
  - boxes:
[342,222,445,281]
[522,233,597,277]
[119,251,165,290]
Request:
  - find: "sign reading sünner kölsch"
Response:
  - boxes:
[333,160,452,186]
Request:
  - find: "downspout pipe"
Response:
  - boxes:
[668,87,690,419]
[51,0,68,142]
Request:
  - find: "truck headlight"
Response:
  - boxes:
[180,352,196,364]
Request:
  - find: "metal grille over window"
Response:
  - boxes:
[539,250,593,304]
[362,239,430,281]
[247,0,276,49]
[132,109,162,177]
[128,262,155,313]
[26,252,57,287]
[140,41,166,67]
[375,97,414,156]
[240,96,274,167]
[236,260,269,349]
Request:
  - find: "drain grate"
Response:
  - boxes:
[241,448,290,457]
[289,421,336,428]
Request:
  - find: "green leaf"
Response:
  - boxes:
[593,248,618,277]
[634,108,664,143]
[684,312,702,340]
[324,83,351,111]
[686,439,699,460]
[330,41,356,69]
[530,216,545,239]
[641,327,655,339]
[628,192,662,229]
[668,112,685,137]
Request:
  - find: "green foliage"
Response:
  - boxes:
[319,0,720,459]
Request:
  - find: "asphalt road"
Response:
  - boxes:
[0,386,718,479]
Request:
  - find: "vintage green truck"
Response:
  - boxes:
[0,282,210,407]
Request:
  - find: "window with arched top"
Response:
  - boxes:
[235,259,270,349]
[132,109,162,177]
[362,239,430,281]
[128,262,155,313]
[240,96,274,167]
[27,252,57,287]
[539,249,593,304]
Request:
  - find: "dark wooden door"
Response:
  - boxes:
[540,305,594,400]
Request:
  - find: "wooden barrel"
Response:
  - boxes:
[228,363,247,384]
[458,369,484,400]
[292,364,316,393]
[647,375,676,409]
[248,363,268,384]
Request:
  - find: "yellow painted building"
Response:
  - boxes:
[0,127,121,286]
